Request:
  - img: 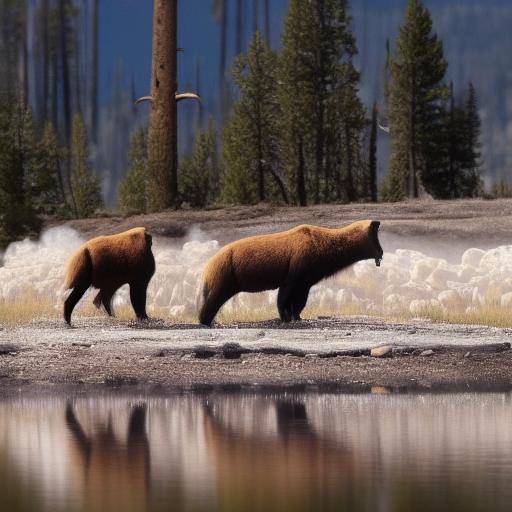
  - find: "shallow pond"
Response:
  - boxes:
[2,390,512,512]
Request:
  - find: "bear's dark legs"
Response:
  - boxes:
[277,285,293,322]
[93,288,115,316]
[199,287,236,326]
[290,285,310,321]
[130,281,149,320]
[64,282,90,325]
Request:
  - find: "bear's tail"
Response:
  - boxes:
[198,252,237,326]
[64,247,92,290]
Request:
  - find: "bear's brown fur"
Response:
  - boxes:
[199,220,383,325]
[63,227,155,324]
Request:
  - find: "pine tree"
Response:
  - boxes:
[30,121,68,217]
[425,82,482,199]
[383,0,448,201]
[222,32,287,205]
[278,0,365,205]
[70,114,102,218]
[462,82,482,196]
[492,176,512,199]
[0,102,40,248]
[180,120,218,208]
[118,128,149,215]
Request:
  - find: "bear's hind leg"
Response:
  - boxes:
[277,285,293,322]
[199,287,235,326]
[290,285,310,321]
[93,289,115,316]
[64,282,90,325]
[130,281,149,320]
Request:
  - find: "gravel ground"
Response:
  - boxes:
[2,316,512,391]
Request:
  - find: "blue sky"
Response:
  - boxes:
[99,0,288,107]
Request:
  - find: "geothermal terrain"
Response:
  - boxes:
[3,198,512,389]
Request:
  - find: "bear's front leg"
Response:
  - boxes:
[277,285,293,322]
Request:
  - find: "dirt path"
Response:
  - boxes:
[2,317,512,391]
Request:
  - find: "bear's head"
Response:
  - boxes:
[369,220,383,266]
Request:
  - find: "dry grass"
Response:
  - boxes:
[2,292,512,328]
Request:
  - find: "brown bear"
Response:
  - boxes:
[199,220,383,326]
[63,227,155,324]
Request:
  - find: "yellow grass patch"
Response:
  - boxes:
[1,291,512,328]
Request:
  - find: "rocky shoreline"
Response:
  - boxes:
[2,316,512,392]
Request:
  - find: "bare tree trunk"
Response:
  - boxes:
[236,0,243,55]
[219,0,227,120]
[264,0,270,43]
[91,0,99,144]
[42,0,50,122]
[18,2,28,105]
[252,0,258,34]
[195,57,203,131]
[297,140,307,207]
[147,0,178,211]
[59,0,72,146]
[369,102,378,202]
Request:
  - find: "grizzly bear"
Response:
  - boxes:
[199,220,383,326]
[63,227,155,324]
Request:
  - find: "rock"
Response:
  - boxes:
[407,328,417,335]
[371,386,391,395]
[464,351,471,358]
[420,349,434,357]
[370,345,393,358]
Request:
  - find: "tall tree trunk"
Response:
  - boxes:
[264,0,270,43]
[218,0,227,120]
[235,0,243,55]
[252,0,258,34]
[369,102,378,202]
[91,0,99,144]
[74,15,82,116]
[345,124,355,202]
[147,0,178,211]
[297,140,307,207]
[195,57,203,131]
[42,0,50,123]
[19,2,28,105]
[59,0,72,146]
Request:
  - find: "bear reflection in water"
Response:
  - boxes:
[3,394,512,511]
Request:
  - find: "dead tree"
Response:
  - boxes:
[138,0,199,211]
[91,0,99,144]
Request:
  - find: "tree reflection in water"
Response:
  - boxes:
[1,392,512,512]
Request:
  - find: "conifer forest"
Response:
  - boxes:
[0,0,500,248]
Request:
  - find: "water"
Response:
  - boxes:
[2,390,512,512]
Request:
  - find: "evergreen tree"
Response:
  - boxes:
[222,32,287,205]
[492,176,512,199]
[181,120,219,208]
[0,102,39,248]
[383,0,448,201]
[118,128,148,215]
[425,82,482,199]
[462,82,482,196]
[278,0,365,205]
[70,114,102,218]
[30,121,68,216]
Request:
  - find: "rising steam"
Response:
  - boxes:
[1,226,512,321]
